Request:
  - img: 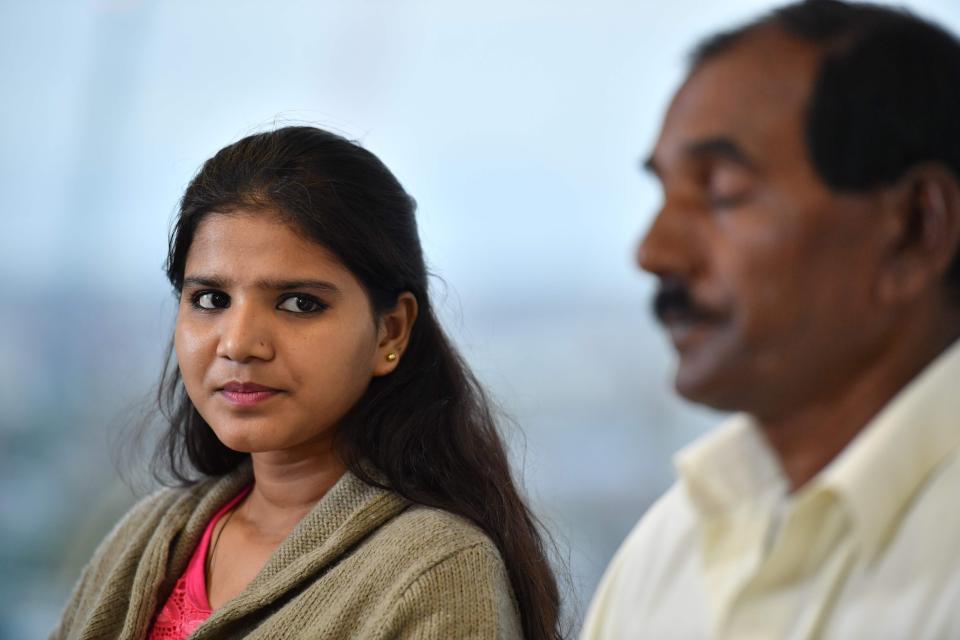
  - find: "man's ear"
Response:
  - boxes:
[371,292,419,377]
[876,164,960,306]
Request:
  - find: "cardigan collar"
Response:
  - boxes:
[133,463,409,639]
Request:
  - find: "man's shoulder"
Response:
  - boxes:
[611,481,698,574]
[877,446,960,566]
[581,481,709,639]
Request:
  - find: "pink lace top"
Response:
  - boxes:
[147,486,252,640]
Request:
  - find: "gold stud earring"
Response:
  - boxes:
[386,352,398,362]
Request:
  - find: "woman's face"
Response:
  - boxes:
[174,210,403,457]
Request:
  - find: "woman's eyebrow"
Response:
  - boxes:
[256,279,341,293]
[182,275,224,288]
[182,275,341,294]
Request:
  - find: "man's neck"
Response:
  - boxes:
[758,316,960,493]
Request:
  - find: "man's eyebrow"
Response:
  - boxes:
[641,137,758,177]
[641,155,660,177]
[181,275,341,294]
[685,137,757,170]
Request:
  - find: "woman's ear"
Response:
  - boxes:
[372,292,419,377]
[876,164,960,307]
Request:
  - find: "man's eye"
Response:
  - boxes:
[193,291,230,310]
[707,167,753,210]
[708,192,750,209]
[277,294,327,314]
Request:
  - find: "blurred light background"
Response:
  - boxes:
[3,0,959,636]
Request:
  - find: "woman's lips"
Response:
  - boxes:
[219,381,282,407]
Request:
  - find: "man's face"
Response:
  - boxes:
[640,31,894,420]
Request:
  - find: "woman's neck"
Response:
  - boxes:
[240,445,348,541]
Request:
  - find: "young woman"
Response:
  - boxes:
[52,126,560,639]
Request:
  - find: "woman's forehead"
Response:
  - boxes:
[185,211,348,281]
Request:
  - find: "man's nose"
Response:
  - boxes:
[635,203,703,279]
[215,302,275,363]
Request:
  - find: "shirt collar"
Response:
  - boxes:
[675,412,787,519]
[675,338,960,561]
[813,338,960,560]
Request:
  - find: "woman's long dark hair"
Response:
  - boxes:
[156,126,561,639]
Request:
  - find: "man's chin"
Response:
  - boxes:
[664,313,734,354]
[672,357,745,413]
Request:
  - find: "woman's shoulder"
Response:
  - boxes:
[372,502,505,569]
[359,504,520,636]
[100,470,251,549]
[50,484,200,637]
[77,471,247,577]
[117,477,220,525]
[99,485,182,539]
[126,483,191,514]
[79,483,198,569]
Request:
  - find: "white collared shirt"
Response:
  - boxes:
[582,340,960,639]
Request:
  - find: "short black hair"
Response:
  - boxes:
[692,0,960,287]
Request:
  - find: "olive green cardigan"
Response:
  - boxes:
[51,466,522,639]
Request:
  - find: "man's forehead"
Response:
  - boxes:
[649,29,822,172]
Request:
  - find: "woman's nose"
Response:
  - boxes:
[215,302,275,363]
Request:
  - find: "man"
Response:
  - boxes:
[582,1,960,638]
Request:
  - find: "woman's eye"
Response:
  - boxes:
[193,291,230,310]
[277,294,326,314]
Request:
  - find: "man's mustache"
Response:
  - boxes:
[652,279,720,324]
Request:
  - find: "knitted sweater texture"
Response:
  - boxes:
[51,466,522,639]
